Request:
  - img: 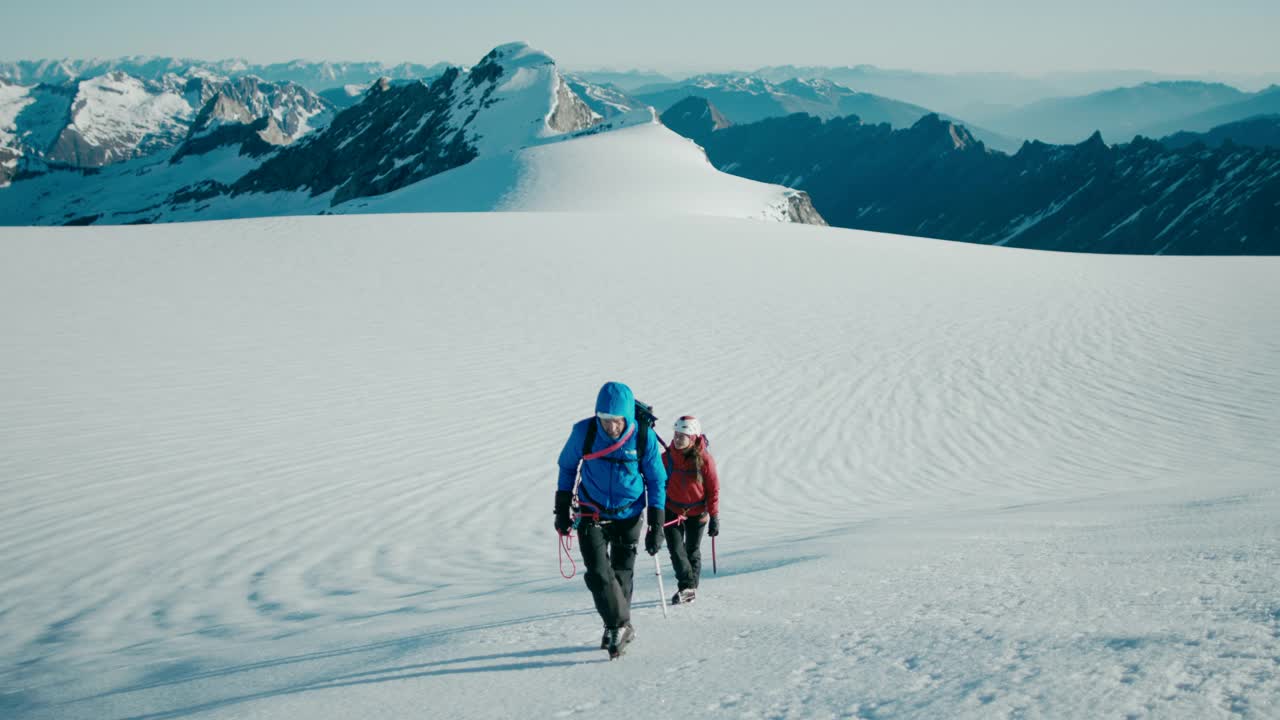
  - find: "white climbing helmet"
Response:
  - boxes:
[672,415,702,437]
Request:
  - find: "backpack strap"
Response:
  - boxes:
[582,419,597,458]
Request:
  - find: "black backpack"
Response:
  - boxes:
[582,399,659,460]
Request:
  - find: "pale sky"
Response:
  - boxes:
[5,0,1278,75]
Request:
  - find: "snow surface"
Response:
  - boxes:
[1,213,1278,719]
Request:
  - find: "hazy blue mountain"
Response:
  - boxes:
[632,74,1020,152]
[569,70,675,90]
[1138,86,1280,139]
[749,65,1280,119]
[661,98,1279,255]
[1160,114,1280,150]
[980,82,1247,145]
[748,66,1173,116]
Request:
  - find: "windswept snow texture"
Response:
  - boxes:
[1,214,1279,719]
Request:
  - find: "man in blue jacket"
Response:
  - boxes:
[555,381,667,658]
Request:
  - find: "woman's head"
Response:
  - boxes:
[672,415,701,450]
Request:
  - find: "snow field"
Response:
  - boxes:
[1,212,1277,718]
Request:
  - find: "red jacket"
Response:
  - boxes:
[662,436,720,517]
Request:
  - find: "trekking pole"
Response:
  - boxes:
[642,485,668,619]
[653,553,668,619]
[712,536,717,575]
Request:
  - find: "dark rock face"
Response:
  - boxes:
[170,116,285,163]
[672,110,1280,254]
[659,97,733,145]
[231,68,480,205]
[186,76,331,140]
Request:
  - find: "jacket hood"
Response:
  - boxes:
[595,381,634,419]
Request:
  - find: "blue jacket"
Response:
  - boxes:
[557,382,666,519]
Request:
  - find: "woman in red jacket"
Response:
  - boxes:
[662,415,720,604]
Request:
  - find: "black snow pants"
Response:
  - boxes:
[663,510,707,591]
[578,512,643,628]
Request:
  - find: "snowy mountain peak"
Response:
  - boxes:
[221,41,609,206]
[478,42,557,71]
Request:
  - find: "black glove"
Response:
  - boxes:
[554,491,573,535]
[708,515,720,537]
[644,507,664,555]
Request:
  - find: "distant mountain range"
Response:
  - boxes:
[0,44,821,226]
[568,70,676,91]
[3,47,1277,254]
[662,97,1279,254]
[0,73,330,185]
[0,58,453,92]
[746,65,1280,119]
[976,81,1255,144]
[1139,86,1280,139]
[1161,115,1280,150]
[630,74,1021,153]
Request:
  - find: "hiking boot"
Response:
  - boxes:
[607,623,634,659]
[671,590,683,605]
[600,627,609,649]
[678,588,696,604]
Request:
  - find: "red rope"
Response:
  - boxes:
[582,423,635,461]
[558,532,577,579]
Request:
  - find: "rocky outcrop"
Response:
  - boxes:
[563,75,643,120]
[186,76,331,141]
[782,191,826,225]
[169,115,287,163]
[548,75,596,133]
